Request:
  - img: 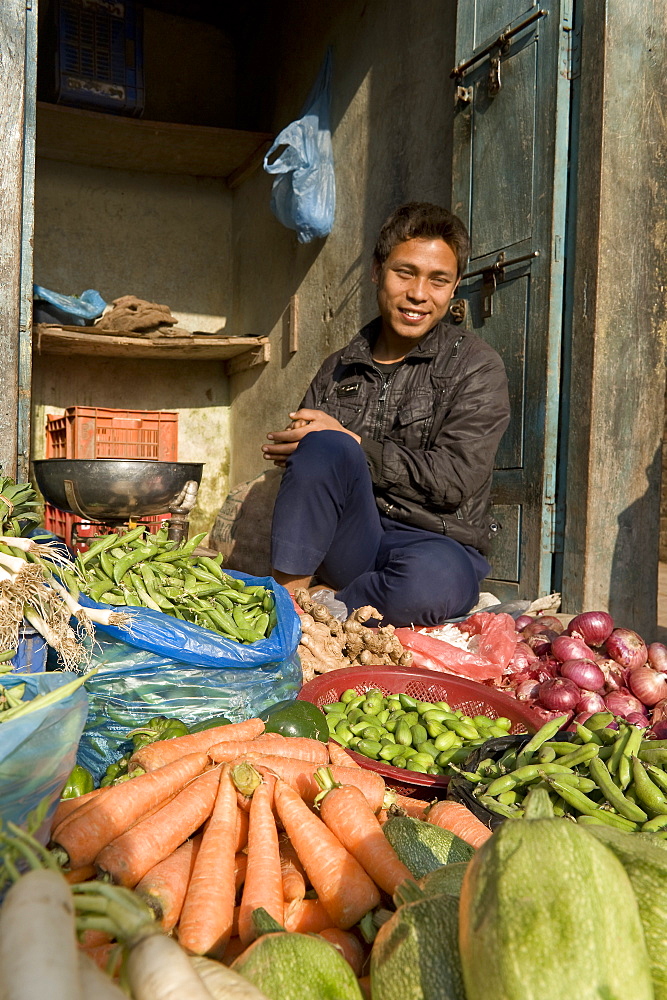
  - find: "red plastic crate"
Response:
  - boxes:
[43,505,170,552]
[45,406,178,461]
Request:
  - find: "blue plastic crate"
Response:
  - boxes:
[10,625,48,675]
[54,0,144,117]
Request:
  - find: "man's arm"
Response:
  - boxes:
[361,354,510,510]
[262,410,361,466]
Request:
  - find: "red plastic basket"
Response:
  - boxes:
[45,406,178,461]
[298,666,539,799]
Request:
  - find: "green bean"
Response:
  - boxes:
[128,571,162,613]
[646,764,667,795]
[514,716,570,769]
[641,815,667,832]
[588,756,648,822]
[545,777,638,830]
[79,531,123,565]
[608,728,631,774]
[631,756,667,817]
[556,744,599,769]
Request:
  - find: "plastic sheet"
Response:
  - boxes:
[263,48,335,243]
[76,572,302,780]
[395,612,519,683]
[0,673,89,843]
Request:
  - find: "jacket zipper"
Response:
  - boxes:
[373,369,399,440]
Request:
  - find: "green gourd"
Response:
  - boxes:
[459,789,654,1000]
[418,860,469,898]
[382,816,474,879]
[371,889,465,1000]
[584,825,667,1000]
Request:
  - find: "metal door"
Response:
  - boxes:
[452,1,573,600]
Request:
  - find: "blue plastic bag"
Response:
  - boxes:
[263,48,335,243]
[0,673,89,843]
[33,285,107,326]
[76,572,302,781]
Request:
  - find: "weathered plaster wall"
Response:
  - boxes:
[32,159,234,533]
[228,0,457,486]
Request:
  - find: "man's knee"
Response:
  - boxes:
[387,539,480,625]
[290,430,365,477]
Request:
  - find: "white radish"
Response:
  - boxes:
[0,869,83,1000]
[190,956,272,1000]
[126,932,215,1000]
[78,951,126,1000]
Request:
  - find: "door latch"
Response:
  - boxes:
[451,8,548,99]
[463,250,540,319]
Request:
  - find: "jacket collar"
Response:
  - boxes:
[340,317,457,367]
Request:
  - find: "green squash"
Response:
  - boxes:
[418,861,469,899]
[371,890,465,1000]
[383,816,474,880]
[459,797,654,1000]
[585,825,667,1000]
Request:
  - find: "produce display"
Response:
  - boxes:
[499,609,667,734]
[68,525,277,643]
[294,590,413,681]
[324,687,512,776]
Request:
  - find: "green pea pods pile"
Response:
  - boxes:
[462,710,667,833]
[324,687,513,776]
[67,525,277,644]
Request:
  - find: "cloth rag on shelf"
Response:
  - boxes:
[95,295,192,337]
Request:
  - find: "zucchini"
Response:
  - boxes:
[371,890,465,1000]
[459,793,653,1000]
[418,861,469,899]
[383,816,474,880]
[585,825,667,999]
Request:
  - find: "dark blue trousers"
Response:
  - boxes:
[270,430,490,626]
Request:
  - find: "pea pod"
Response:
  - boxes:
[514,716,570,769]
[631,755,667,817]
[588,756,648,822]
[545,776,638,831]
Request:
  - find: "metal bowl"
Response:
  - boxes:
[33,459,204,522]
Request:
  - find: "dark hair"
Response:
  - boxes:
[373,202,470,278]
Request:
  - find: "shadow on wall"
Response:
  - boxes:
[609,445,661,638]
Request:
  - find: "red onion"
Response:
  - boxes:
[648,642,667,673]
[560,658,605,692]
[650,719,667,739]
[597,658,625,693]
[516,679,540,702]
[532,615,565,635]
[575,690,607,715]
[508,641,539,671]
[625,712,649,728]
[604,689,645,719]
[534,661,559,684]
[515,615,534,631]
[529,704,574,727]
[526,631,557,657]
[551,634,596,664]
[522,620,557,641]
[539,677,581,712]
[605,628,648,670]
[566,610,614,647]
[628,665,667,707]
[651,698,667,726]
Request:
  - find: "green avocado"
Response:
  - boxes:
[261,699,329,743]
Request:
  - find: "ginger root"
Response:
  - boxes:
[294,591,413,678]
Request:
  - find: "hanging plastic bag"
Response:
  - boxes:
[75,572,302,780]
[0,673,89,844]
[263,48,335,243]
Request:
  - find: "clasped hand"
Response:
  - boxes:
[261,409,361,467]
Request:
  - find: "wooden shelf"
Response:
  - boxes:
[36,102,273,184]
[33,324,270,370]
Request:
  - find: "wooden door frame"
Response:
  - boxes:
[0,0,37,480]
[558,0,667,635]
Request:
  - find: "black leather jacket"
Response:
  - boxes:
[300,318,510,554]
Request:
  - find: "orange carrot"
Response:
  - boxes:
[238,773,283,945]
[177,765,238,955]
[52,787,105,830]
[53,751,209,868]
[64,864,97,885]
[426,799,491,848]
[135,835,201,931]
[358,974,372,999]
[234,852,248,893]
[318,928,366,976]
[78,942,120,975]
[283,897,335,933]
[230,754,388,813]
[210,735,329,765]
[130,718,265,771]
[235,807,249,849]
[317,774,415,895]
[279,832,307,902]
[95,765,221,887]
[328,740,357,767]
[273,779,380,929]
[393,794,431,820]
[221,936,246,967]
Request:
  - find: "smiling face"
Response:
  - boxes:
[372,238,460,358]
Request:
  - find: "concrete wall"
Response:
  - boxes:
[228,0,457,486]
[32,158,233,533]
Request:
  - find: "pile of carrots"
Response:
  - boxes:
[49,716,490,988]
